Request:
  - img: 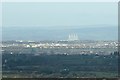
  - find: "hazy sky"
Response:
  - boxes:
[2,2,118,40]
[3,2,117,28]
[1,0,119,2]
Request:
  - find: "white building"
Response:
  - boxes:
[68,33,79,41]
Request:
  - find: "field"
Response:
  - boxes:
[2,53,118,78]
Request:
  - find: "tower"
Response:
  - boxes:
[68,33,79,41]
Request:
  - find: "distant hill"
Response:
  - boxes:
[2,26,118,41]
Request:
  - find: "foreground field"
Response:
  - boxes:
[2,53,118,78]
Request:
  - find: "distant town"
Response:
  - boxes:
[1,34,118,55]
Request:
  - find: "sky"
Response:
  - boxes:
[2,2,118,40]
[1,0,119,2]
[2,2,117,27]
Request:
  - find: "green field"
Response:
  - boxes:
[2,54,118,78]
